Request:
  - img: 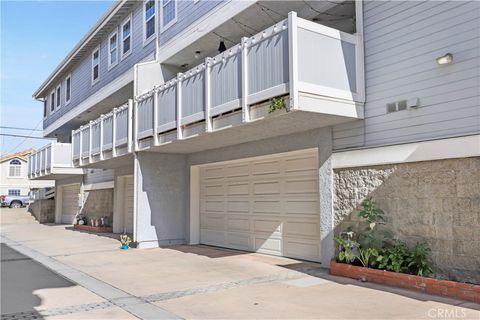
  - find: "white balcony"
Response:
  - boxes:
[134,12,364,153]
[72,100,133,167]
[28,142,83,180]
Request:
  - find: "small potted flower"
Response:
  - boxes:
[120,234,131,250]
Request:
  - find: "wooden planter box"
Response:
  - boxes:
[330,261,480,303]
[74,224,113,233]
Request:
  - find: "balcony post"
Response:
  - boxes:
[288,11,299,110]
[112,108,117,157]
[241,37,250,122]
[50,143,54,173]
[176,73,183,140]
[128,99,133,153]
[71,129,75,167]
[153,89,159,146]
[88,121,93,163]
[79,126,83,166]
[134,99,139,152]
[100,115,105,161]
[204,58,212,132]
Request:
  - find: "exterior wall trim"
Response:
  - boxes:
[83,180,114,191]
[332,135,480,169]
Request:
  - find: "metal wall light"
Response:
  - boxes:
[436,53,453,65]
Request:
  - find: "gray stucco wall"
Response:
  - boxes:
[334,157,480,283]
[135,152,187,247]
[82,189,114,222]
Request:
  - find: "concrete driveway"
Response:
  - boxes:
[1,208,479,319]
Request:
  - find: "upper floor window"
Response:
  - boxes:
[56,85,61,108]
[121,15,132,58]
[161,0,177,31]
[144,0,156,42]
[8,189,21,196]
[108,31,118,68]
[65,75,71,104]
[92,47,100,84]
[43,100,47,118]
[9,159,22,177]
[50,91,55,112]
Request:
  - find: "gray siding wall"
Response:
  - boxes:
[333,0,480,150]
[83,169,115,185]
[43,1,156,129]
[159,0,224,45]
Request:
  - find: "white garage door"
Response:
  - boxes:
[200,149,321,262]
[123,176,134,233]
[61,184,80,224]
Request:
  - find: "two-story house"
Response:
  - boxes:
[29,0,480,283]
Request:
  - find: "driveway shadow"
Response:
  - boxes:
[167,244,249,258]
[1,243,75,318]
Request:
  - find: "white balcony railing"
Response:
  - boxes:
[134,12,364,149]
[72,100,133,166]
[28,142,80,179]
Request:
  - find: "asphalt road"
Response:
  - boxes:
[1,243,75,316]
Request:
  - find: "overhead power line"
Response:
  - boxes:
[0,126,43,131]
[0,133,54,140]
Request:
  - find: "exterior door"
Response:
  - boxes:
[61,184,80,224]
[199,149,321,262]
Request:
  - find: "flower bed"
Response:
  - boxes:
[73,224,113,233]
[330,261,480,303]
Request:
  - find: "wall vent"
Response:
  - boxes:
[386,98,419,113]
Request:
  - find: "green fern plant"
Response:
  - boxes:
[268,97,287,113]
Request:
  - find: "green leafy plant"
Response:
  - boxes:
[358,196,385,228]
[268,97,287,113]
[357,247,378,268]
[407,242,433,276]
[334,231,359,263]
[376,240,410,273]
[357,196,391,249]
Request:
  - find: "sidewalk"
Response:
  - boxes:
[1,208,479,319]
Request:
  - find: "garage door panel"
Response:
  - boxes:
[227,217,250,232]
[227,233,251,250]
[283,238,320,261]
[227,183,249,196]
[285,200,319,215]
[255,237,282,255]
[284,220,319,238]
[253,219,282,235]
[253,181,280,195]
[226,200,249,213]
[124,177,134,234]
[200,149,320,262]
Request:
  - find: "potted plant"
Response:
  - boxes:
[120,234,131,250]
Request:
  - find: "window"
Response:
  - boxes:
[161,0,177,31]
[121,15,132,58]
[8,189,21,196]
[9,159,22,177]
[108,31,118,68]
[56,85,61,108]
[43,100,47,118]
[50,91,55,112]
[144,0,156,42]
[65,75,71,104]
[92,47,100,84]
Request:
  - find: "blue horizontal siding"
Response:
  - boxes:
[43,1,156,129]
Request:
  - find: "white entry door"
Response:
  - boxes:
[123,176,134,233]
[61,184,80,224]
[199,149,321,261]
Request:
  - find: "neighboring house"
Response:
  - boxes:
[29,1,480,283]
[0,149,54,196]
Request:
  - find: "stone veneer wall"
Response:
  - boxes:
[334,157,480,284]
[82,189,114,222]
[28,199,55,223]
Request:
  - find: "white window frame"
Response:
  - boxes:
[108,29,118,69]
[43,99,48,118]
[56,84,61,109]
[8,159,22,178]
[50,90,55,113]
[160,0,178,33]
[91,46,100,85]
[121,14,133,60]
[143,0,156,45]
[65,74,71,105]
